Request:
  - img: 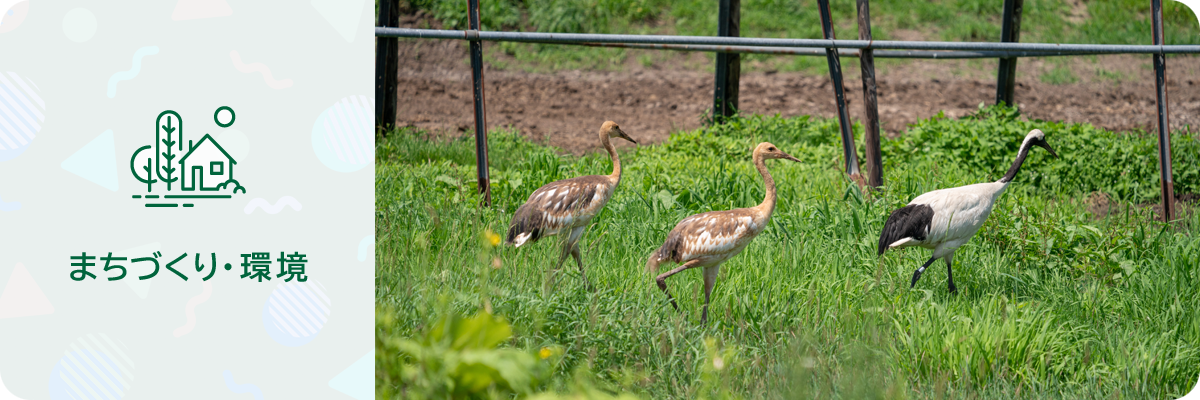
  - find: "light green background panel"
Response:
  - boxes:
[0,1,374,399]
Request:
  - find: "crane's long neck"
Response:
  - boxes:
[603,134,621,183]
[999,138,1035,184]
[754,154,777,213]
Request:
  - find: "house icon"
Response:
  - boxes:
[179,134,237,192]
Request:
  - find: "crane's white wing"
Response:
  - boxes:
[910,182,1006,245]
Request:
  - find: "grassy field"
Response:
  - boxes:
[376,106,1200,398]
[398,0,1200,73]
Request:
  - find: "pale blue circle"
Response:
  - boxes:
[262,300,317,346]
[0,70,41,160]
[261,282,330,347]
[307,106,367,171]
[0,147,27,162]
[49,350,124,400]
[62,8,97,43]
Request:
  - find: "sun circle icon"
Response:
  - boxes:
[215,106,235,128]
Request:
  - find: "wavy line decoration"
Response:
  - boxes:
[106,46,159,98]
[262,280,331,347]
[173,281,212,337]
[47,333,135,400]
[244,196,302,214]
[222,370,264,400]
[230,50,293,89]
[0,70,46,161]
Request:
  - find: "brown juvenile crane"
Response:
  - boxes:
[645,142,801,324]
[506,121,637,288]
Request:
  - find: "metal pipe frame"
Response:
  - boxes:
[1151,0,1174,221]
[378,27,1200,54]
[712,0,733,124]
[565,42,1124,58]
[818,0,860,177]
[374,0,399,132]
[857,0,882,188]
[995,0,1023,106]
[467,0,491,206]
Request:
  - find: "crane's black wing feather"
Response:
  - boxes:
[878,204,934,256]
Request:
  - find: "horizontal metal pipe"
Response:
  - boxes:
[379,27,1200,54]
[569,42,1112,58]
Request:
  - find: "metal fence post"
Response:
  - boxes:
[712,0,741,124]
[817,0,861,177]
[856,0,882,188]
[1152,0,1174,221]
[468,0,491,206]
[374,0,399,133]
[995,0,1023,106]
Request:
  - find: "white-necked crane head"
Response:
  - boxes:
[601,121,637,145]
[1024,129,1058,158]
[754,142,801,163]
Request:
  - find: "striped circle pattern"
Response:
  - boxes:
[262,280,331,347]
[322,95,372,165]
[0,71,45,161]
[48,333,134,400]
[311,95,372,172]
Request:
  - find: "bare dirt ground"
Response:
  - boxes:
[393,15,1200,156]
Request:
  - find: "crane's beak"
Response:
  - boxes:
[781,152,802,163]
[618,128,638,145]
[1038,141,1059,158]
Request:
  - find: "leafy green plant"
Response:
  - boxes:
[377,306,557,399]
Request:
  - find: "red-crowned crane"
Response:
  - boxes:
[506,121,637,288]
[645,142,801,324]
[878,129,1058,293]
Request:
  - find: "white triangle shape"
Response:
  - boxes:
[311,0,364,43]
[328,351,372,399]
[0,263,55,319]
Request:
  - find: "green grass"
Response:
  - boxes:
[1039,60,1079,85]
[1093,66,1128,84]
[377,105,1200,398]
[400,0,1200,72]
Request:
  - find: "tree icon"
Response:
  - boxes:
[130,145,157,192]
[155,110,182,191]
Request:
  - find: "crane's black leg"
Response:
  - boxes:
[910,256,938,289]
[945,253,957,294]
[655,260,702,311]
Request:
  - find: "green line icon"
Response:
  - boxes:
[129,107,248,207]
